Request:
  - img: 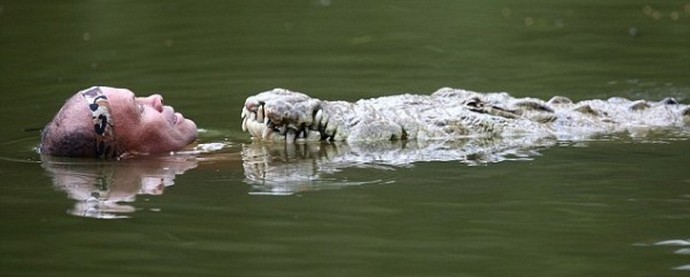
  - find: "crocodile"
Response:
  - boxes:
[238,87,690,193]
[241,87,690,144]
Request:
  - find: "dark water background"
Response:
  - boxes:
[2,1,690,276]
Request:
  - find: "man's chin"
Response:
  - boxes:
[185,126,199,145]
[179,120,198,137]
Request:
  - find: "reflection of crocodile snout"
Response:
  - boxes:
[242,88,690,144]
[241,137,554,195]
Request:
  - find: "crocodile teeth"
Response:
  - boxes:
[241,101,329,143]
[306,130,321,141]
[286,129,296,143]
[324,122,337,137]
[245,117,265,138]
[277,125,287,135]
[320,111,329,128]
[241,107,250,132]
[261,127,273,140]
[256,105,264,122]
[313,109,323,129]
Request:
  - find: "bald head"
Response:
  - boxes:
[40,86,198,159]
[40,93,99,157]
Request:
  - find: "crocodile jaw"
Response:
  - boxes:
[241,88,330,143]
[241,104,323,143]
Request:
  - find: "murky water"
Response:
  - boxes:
[2,0,690,276]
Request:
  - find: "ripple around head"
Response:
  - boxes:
[0,135,42,164]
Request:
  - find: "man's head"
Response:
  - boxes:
[40,86,198,158]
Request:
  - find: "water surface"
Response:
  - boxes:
[2,0,690,276]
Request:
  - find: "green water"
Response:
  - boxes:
[2,0,690,276]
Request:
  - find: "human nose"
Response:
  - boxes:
[138,94,164,112]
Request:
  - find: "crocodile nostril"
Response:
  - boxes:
[660,97,679,105]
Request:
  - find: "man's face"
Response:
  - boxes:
[101,87,197,154]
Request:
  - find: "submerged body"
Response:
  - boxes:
[241,88,690,143]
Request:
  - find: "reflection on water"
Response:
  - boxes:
[39,131,690,217]
[41,154,198,219]
[4,0,689,274]
[637,239,690,271]
[240,130,690,195]
[43,134,564,207]
[241,136,557,195]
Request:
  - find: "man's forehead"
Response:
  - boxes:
[101,87,135,99]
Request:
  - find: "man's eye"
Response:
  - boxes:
[139,104,145,113]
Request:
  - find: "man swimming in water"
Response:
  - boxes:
[40,86,198,158]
